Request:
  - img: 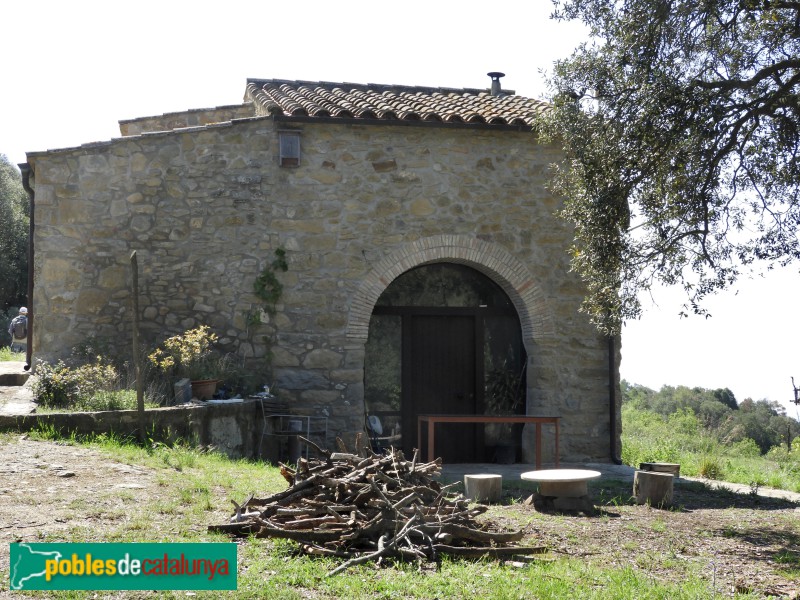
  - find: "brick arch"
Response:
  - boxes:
[347,235,555,345]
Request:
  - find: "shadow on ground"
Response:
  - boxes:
[475,475,800,517]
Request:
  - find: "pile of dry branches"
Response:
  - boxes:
[209,438,544,575]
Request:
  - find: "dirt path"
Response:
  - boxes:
[0,435,159,595]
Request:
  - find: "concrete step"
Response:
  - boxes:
[0,372,29,386]
[0,362,35,416]
[0,362,30,387]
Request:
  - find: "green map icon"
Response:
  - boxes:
[10,543,63,590]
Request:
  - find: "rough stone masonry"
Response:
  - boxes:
[25,99,620,462]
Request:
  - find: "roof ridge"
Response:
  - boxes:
[246,78,515,98]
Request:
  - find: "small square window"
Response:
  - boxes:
[279,130,301,167]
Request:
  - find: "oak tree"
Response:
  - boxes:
[542,0,800,334]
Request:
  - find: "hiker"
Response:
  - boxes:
[8,307,28,353]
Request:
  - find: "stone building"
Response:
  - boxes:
[21,75,622,463]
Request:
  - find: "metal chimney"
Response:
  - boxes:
[487,72,505,96]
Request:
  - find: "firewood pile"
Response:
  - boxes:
[209,438,545,575]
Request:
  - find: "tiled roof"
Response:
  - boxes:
[245,79,549,127]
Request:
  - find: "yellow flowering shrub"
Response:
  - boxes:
[148,325,220,381]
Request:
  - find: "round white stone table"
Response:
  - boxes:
[520,469,602,498]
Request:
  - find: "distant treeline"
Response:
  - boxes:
[622,381,800,454]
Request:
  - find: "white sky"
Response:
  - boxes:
[2,1,798,415]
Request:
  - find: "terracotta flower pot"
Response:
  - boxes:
[190,379,218,400]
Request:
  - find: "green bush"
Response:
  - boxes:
[76,390,157,412]
[0,346,25,361]
[730,437,762,458]
[667,407,701,437]
[621,403,713,466]
[697,455,724,479]
[621,383,800,490]
[32,358,119,409]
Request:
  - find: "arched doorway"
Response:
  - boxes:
[364,263,526,462]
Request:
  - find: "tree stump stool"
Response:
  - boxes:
[463,474,503,503]
[633,470,674,507]
[639,462,681,477]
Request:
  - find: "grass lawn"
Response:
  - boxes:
[2,430,798,599]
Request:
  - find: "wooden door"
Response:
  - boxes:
[403,314,480,462]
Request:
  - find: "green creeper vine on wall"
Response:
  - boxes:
[240,249,288,378]
[253,248,288,317]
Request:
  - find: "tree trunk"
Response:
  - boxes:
[464,474,502,503]
[633,471,673,507]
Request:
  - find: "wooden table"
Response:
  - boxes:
[417,414,560,469]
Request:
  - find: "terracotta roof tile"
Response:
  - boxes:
[245,78,549,127]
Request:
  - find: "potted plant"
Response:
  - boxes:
[484,364,524,463]
[148,325,225,400]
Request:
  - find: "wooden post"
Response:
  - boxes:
[633,471,673,507]
[130,251,145,445]
[464,474,502,503]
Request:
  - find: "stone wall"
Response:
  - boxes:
[27,114,619,461]
[119,104,255,136]
[0,401,262,459]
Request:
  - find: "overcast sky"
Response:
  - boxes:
[3,0,798,415]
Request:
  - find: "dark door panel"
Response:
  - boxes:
[404,315,479,462]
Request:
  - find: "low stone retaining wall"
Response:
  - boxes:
[0,400,261,459]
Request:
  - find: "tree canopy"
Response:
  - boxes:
[0,154,29,313]
[622,380,800,453]
[542,0,800,334]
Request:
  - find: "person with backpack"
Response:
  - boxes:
[8,307,28,353]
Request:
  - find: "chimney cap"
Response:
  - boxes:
[487,72,506,96]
